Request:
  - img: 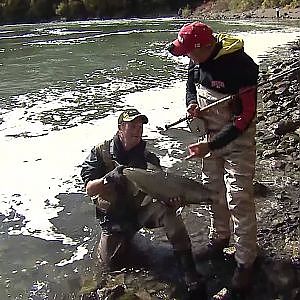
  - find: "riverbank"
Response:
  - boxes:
[192,4,300,20]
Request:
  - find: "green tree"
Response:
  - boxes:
[2,0,30,22]
[83,0,133,18]
[0,1,4,20]
[279,0,299,6]
[290,0,300,7]
[261,0,279,7]
[182,3,192,16]
[229,0,262,10]
[28,0,56,21]
[82,0,107,17]
[56,0,86,20]
[260,0,298,7]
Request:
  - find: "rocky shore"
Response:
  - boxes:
[256,39,300,262]
[192,4,300,20]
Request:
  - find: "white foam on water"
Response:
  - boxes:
[240,29,300,64]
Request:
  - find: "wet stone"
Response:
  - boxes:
[261,134,276,144]
[275,119,300,135]
[261,91,275,102]
[271,217,285,228]
[262,149,278,158]
[275,85,289,95]
[269,115,279,124]
[253,181,270,197]
[266,99,277,108]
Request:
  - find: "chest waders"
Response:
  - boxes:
[95,140,116,172]
[93,140,116,216]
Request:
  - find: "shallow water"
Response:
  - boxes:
[0,18,300,299]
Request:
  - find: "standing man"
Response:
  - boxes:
[167,22,259,293]
[177,7,183,17]
[275,7,280,18]
[80,108,206,298]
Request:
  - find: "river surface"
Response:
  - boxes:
[0,18,300,299]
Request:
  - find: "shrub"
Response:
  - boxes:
[182,4,191,17]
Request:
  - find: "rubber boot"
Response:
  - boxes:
[174,249,207,300]
[196,238,230,261]
[231,263,253,292]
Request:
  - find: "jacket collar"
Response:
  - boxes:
[112,134,146,165]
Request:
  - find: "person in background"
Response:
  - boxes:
[275,7,280,18]
[167,21,259,293]
[80,108,207,298]
[178,7,183,18]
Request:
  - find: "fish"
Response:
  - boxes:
[122,167,213,206]
[90,165,139,211]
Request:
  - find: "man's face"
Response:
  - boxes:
[119,117,144,149]
[187,46,212,64]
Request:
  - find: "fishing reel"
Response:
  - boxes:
[187,117,206,137]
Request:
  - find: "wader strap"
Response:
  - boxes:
[95,140,115,172]
[94,140,115,215]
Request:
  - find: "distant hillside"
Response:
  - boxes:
[193,0,299,14]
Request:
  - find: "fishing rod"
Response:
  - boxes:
[164,64,300,130]
[165,94,233,130]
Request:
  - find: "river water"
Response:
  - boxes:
[0,18,300,299]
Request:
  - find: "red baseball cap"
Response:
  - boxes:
[169,22,214,56]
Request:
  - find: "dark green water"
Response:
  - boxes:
[0,18,299,299]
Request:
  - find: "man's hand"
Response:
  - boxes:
[86,178,114,198]
[162,196,182,208]
[86,165,126,198]
[104,165,126,185]
[185,142,210,160]
[187,103,201,118]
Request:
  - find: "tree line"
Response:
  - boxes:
[0,0,299,25]
[0,0,199,24]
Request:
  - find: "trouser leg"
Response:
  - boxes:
[138,201,206,299]
[163,208,192,251]
[97,231,131,268]
[174,249,207,298]
[224,145,257,267]
[202,154,231,241]
[138,200,191,251]
[139,200,207,296]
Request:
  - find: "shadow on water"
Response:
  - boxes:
[0,193,99,299]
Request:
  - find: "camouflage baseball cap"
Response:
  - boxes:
[118,108,148,125]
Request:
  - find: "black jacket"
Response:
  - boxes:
[81,135,160,186]
[186,33,259,150]
[80,135,161,232]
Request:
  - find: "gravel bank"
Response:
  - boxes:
[192,4,300,20]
